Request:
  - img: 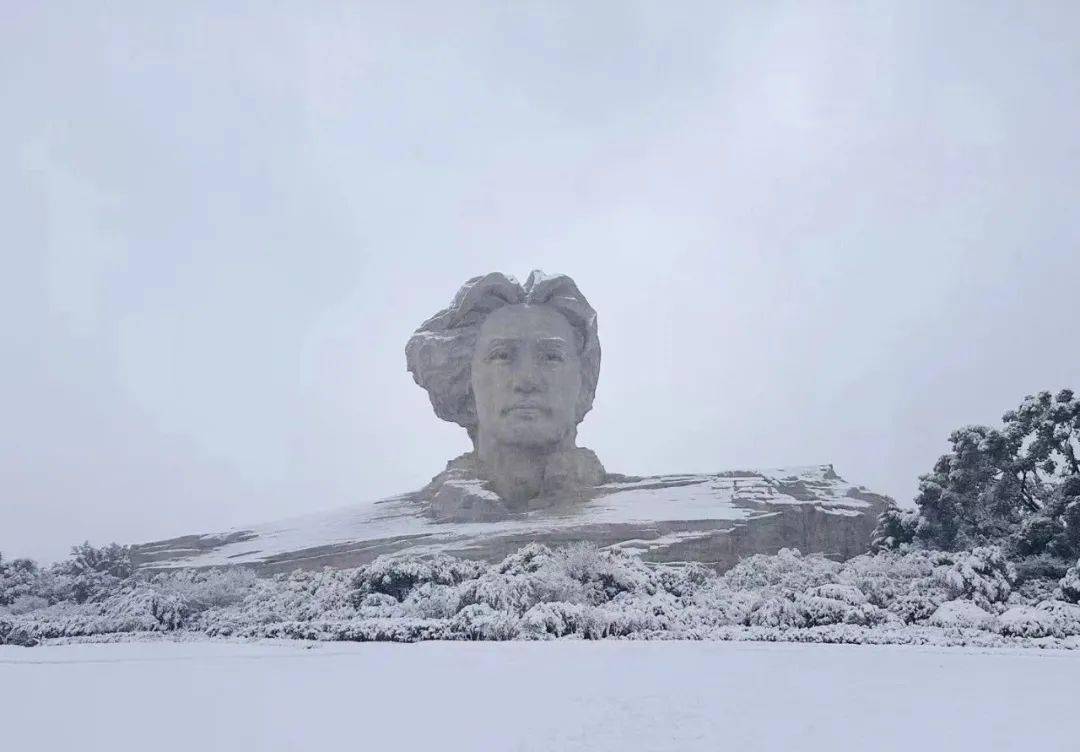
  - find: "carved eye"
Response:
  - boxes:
[488,349,511,362]
[542,352,565,363]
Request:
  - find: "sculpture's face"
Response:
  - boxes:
[471,304,583,449]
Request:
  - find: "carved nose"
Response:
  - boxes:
[513,364,542,393]
[514,376,540,393]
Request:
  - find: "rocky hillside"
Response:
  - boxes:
[133,465,891,573]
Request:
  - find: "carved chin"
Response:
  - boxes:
[491,419,571,447]
[502,429,563,448]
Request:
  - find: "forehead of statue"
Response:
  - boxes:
[476,304,577,346]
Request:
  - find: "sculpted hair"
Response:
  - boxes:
[406,270,601,444]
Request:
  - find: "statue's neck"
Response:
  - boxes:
[476,434,575,507]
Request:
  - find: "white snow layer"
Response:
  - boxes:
[2,640,1078,752]
[145,464,872,568]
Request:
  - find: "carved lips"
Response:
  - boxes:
[503,402,551,417]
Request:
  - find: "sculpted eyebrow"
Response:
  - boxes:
[485,338,520,349]
[537,337,569,348]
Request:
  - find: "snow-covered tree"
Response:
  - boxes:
[1060,559,1080,604]
[0,553,41,607]
[875,390,1080,556]
[46,542,135,604]
[870,504,918,552]
[55,542,134,579]
[938,546,1015,610]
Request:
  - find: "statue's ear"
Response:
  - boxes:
[461,383,478,424]
[459,381,480,450]
[575,396,589,425]
[574,382,596,425]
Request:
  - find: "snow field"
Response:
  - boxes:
[2,640,1078,752]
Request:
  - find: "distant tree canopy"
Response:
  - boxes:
[873,390,1080,558]
[53,542,134,580]
[0,554,40,608]
[1,541,135,607]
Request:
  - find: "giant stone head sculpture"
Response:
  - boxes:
[406,271,604,515]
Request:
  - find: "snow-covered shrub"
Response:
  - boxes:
[449,604,520,640]
[100,587,188,631]
[353,554,485,602]
[152,567,258,611]
[43,569,123,605]
[837,550,943,608]
[560,544,658,599]
[997,601,1080,638]
[453,544,658,617]
[14,585,188,640]
[520,601,591,639]
[516,596,675,640]
[10,539,1080,647]
[928,600,995,630]
[997,606,1063,638]
[0,617,38,647]
[1059,559,1080,604]
[0,555,42,607]
[354,592,402,615]
[6,595,49,615]
[494,543,555,575]
[611,591,694,635]
[870,505,917,552]
[938,547,1014,610]
[241,617,454,643]
[808,583,867,606]
[687,586,756,626]
[1010,575,1060,606]
[723,549,839,592]
[888,593,943,625]
[401,581,461,619]
[457,567,587,615]
[791,593,892,628]
[1035,600,1080,636]
[244,568,356,623]
[744,594,807,628]
[654,563,712,598]
[844,603,895,627]
[190,567,357,635]
[793,595,850,627]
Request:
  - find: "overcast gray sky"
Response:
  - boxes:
[3,2,1078,561]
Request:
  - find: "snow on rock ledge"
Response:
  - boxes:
[133,465,891,574]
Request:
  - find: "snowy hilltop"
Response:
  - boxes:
[131,464,889,573]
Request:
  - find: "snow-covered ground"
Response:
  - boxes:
[3,640,1078,751]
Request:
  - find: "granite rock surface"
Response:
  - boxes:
[133,464,890,574]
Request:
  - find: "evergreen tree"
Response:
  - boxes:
[0,553,41,607]
[874,390,1080,556]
